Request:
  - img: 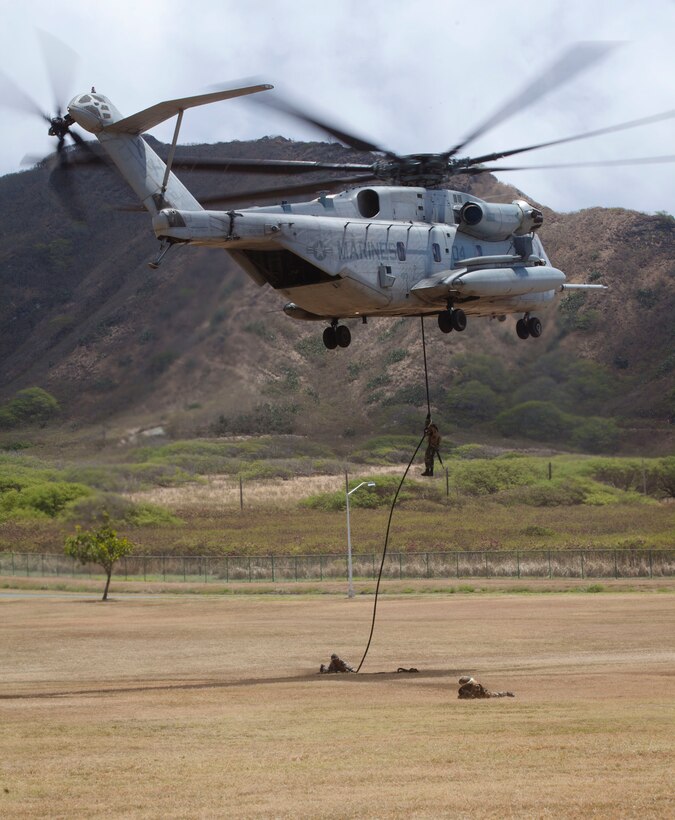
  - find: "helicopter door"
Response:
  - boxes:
[428,228,447,274]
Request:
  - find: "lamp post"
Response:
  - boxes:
[345,473,376,599]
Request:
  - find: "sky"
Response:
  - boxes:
[1,0,674,215]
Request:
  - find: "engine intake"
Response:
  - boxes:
[458,199,543,241]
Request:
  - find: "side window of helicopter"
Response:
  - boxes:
[397,242,406,261]
[475,245,483,256]
[432,243,442,263]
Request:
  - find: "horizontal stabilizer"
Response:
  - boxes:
[103,83,273,135]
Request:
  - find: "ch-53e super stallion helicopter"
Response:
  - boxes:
[5,40,675,349]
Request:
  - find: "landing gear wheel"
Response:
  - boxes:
[527,316,543,338]
[323,326,338,349]
[336,325,351,348]
[438,311,453,333]
[516,318,530,340]
[451,308,467,332]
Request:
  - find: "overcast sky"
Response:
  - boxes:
[1,0,674,214]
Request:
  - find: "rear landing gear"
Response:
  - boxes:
[323,320,351,349]
[516,315,543,340]
[438,308,467,334]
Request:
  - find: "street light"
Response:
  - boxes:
[345,473,376,599]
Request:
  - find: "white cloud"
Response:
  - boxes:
[1,0,673,213]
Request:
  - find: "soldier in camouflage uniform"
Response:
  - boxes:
[320,653,354,673]
[457,676,514,698]
[422,421,441,477]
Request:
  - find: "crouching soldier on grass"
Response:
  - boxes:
[457,676,514,698]
[320,653,354,673]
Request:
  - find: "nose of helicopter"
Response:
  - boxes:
[68,90,122,133]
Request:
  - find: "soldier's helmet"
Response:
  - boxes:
[458,676,474,685]
[331,653,338,660]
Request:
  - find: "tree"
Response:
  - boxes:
[64,517,134,601]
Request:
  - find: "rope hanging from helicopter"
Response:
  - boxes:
[354,315,432,673]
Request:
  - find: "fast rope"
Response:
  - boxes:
[355,315,432,673]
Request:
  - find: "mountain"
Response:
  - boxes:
[0,138,673,453]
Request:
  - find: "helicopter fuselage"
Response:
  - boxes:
[151,185,565,321]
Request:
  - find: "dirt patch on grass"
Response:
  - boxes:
[1,594,674,817]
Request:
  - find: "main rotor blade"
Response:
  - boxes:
[448,41,621,157]
[255,95,395,156]
[170,156,376,175]
[197,173,378,208]
[48,157,86,221]
[36,28,79,115]
[465,155,675,174]
[465,109,675,166]
[0,67,50,122]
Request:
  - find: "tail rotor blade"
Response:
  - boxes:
[36,28,79,114]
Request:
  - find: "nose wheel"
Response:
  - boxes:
[516,315,543,339]
[323,321,351,349]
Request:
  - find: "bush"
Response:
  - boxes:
[495,401,571,442]
[571,417,620,453]
[0,387,60,429]
[0,481,90,520]
[446,380,504,424]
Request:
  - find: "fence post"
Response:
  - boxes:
[162,555,166,582]
[320,555,324,581]
[399,553,402,579]
[56,554,59,577]
[649,550,653,578]
[26,553,30,577]
[548,551,552,579]
[372,554,375,579]
[271,555,275,582]
[446,468,449,497]
[294,555,298,582]
[614,550,618,579]
[248,556,252,583]
[548,462,552,481]
[72,556,75,578]
[225,556,229,584]
[580,551,585,579]
[11,552,15,576]
[485,552,489,578]
[456,552,460,579]
[517,550,520,579]
[426,552,430,578]
[240,477,244,511]
[205,557,209,584]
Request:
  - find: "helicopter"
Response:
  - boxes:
[4,40,675,350]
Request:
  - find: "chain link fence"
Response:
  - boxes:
[1,549,673,583]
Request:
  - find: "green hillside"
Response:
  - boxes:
[0,138,673,454]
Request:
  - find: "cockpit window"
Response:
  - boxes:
[79,95,92,103]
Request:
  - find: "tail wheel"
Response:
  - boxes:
[528,316,543,338]
[451,308,467,332]
[336,325,351,348]
[516,318,530,339]
[438,311,453,333]
[323,326,338,349]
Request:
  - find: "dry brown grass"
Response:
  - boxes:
[1,592,674,818]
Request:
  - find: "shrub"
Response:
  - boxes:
[571,417,620,453]
[446,380,504,424]
[0,387,60,429]
[495,401,571,442]
[0,481,90,520]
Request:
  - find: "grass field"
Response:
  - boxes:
[1,591,673,818]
